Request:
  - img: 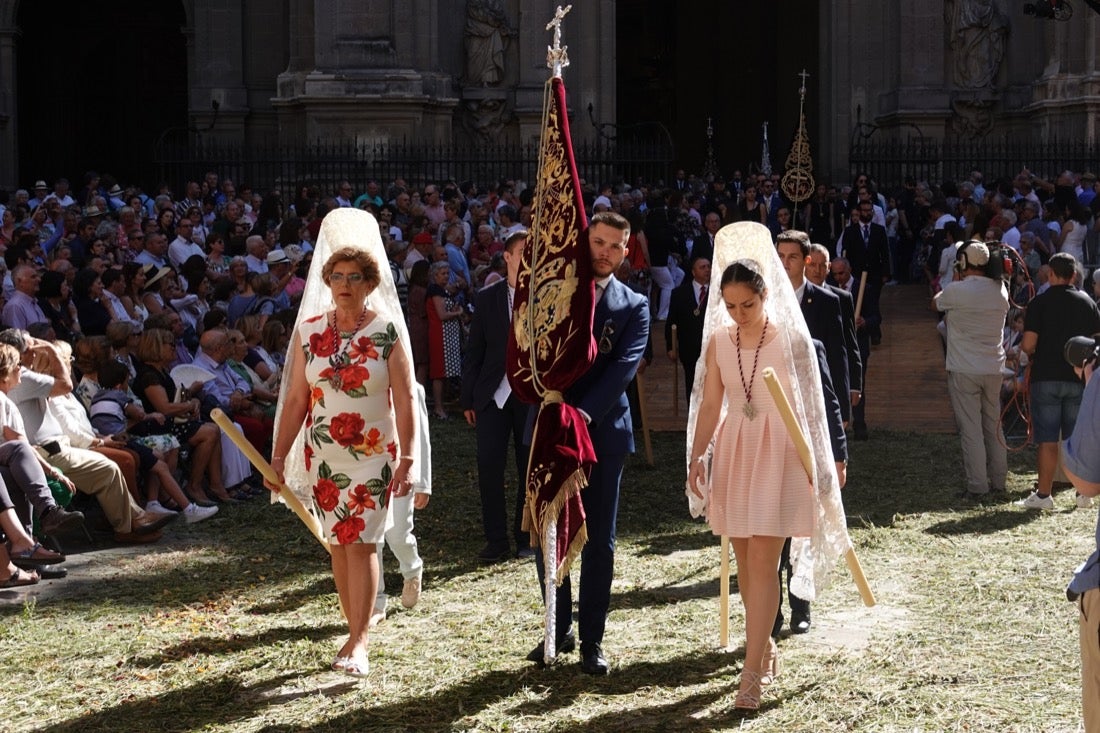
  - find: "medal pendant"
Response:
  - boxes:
[742,402,756,420]
[692,308,700,317]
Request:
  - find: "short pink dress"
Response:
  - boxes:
[707,327,815,539]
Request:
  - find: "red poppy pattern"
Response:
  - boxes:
[299,312,401,544]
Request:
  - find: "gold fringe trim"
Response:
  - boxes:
[524,466,589,563]
[555,523,588,585]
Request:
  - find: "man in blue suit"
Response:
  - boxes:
[528,211,650,675]
[461,230,532,562]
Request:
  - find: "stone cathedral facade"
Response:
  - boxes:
[0,0,1098,188]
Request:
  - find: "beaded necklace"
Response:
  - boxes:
[735,316,768,420]
[328,308,367,389]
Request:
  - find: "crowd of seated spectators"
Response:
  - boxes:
[2,164,1100,587]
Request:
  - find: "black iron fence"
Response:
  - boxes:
[848,138,1100,191]
[153,139,674,196]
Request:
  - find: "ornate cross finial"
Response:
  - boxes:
[798,69,810,99]
[546,5,573,78]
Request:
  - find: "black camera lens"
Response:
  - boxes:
[1064,335,1100,369]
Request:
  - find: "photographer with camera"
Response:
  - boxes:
[935,241,1010,499]
[1062,333,1100,732]
[1019,252,1100,509]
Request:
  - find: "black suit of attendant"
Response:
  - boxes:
[691,232,715,265]
[825,283,863,410]
[460,280,529,555]
[775,337,849,637]
[665,279,707,401]
[799,281,849,422]
[839,221,890,340]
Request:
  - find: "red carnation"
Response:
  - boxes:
[329,412,366,447]
[309,328,338,358]
[337,364,370,392]
[334,514,366,544]
[313,478,340,512]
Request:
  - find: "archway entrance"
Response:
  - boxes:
[616,0,819,179]
[16,2,187,191]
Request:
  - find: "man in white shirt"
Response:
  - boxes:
[934,242,1009,499]
[134,233,169,268]
[244,235,269,274]
[2,266,47,330]
[168,219,205,268]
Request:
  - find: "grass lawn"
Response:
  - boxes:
[2,420,1094,732]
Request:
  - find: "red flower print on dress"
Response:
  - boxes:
[309,386,325,410]
[304,314,324,324]
[313,477,340,512]
[347,484,377,515]
[355,427,385,455]
[309,327,338,357]
[386,442,397,461]
[329,412,366,448]
[336,364,370,391]
[304,444,314,471]
[334,514,366,544]
[349,336,379,363]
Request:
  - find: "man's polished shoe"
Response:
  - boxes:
[525,629,575,665]
[516,546,536,559]
[132,512,176,535]
[580,641,608,675]
[477,543,511,563]
[114,529,163,544]
[790,613,811,634]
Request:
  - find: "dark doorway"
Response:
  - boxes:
[616,1,819,181]
[16,3,187,192]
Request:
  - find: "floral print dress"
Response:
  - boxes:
[299,312,400,544]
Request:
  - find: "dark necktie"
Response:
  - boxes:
[862,224,870,243]
[698,285,708,308]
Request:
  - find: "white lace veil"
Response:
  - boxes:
[684,221,851,601]
[272,209,431,516]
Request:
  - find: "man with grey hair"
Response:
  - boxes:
[244,235,269,274]
[2,265,47,330]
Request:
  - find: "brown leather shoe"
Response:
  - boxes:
[131,512,176,535]
[114,529,162,544]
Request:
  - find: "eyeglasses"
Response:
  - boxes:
[598,319,616,354]
[329,272,365,284]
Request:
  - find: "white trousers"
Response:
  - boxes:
[373,491,423,611]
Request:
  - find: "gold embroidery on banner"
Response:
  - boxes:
[516,82,585,386]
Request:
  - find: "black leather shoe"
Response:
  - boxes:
[790,613,811,634]
[771,611,784,639]
[477,543,511,563]
[580,641,608,675]
[516,546,536,559]
[526,629,575,665]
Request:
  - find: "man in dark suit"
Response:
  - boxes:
[774,229,849,636]
[461,230,532,563]
[528,211,650,675]
[838,200,890,345]
[828,257,872,440]
[665,256,710,401]
[691,211,720,265]
[807,242,863,421]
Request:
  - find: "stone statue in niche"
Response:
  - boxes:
[465,0,514,86]
[946,0,1009,89]
[462,97,512,143]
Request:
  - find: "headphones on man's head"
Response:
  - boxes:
[954,240,990,273]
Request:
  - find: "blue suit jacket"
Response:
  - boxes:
[565,277,650,456]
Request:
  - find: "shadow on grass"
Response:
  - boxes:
[29,672,305,733]
[631,527,713,556]
[923,507,1041,536]
[129,622,347,668]
[611,576,736,611]
[251,648,744,733]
